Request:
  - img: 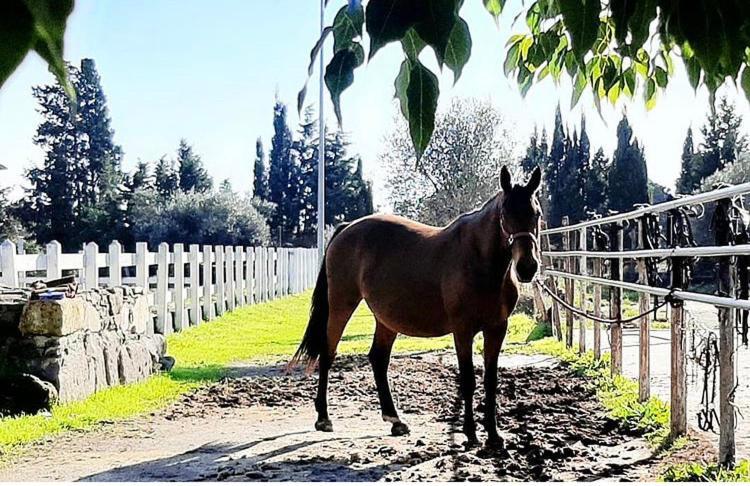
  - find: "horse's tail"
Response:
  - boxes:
[289,222,350,371]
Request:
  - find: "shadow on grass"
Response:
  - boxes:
[168,365,226,383]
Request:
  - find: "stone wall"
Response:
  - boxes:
[0,287,166,406]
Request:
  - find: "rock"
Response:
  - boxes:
[159,356,176,372]
[0,373,58,415]
[19,299,100,337]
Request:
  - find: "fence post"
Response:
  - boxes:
[609,223,623,376]
[592,235,602,360]
[46,240,62,280]
[235,246,245,307]
[637,218,651,402]
[225,245,235,311]
[716,198,736,466]
[202,245,214,322]
[250,246,255,304]
[189,244,201,326]
[135,242,148,289]
[155,242,169,334]
[561,217,574,348]
[173,244,185,332]
[267,247,275,300]
[83,242,99,290]
[0,240,18,287]
[666,211,687,438]
[578,228,587,354]
[254,246,263,302]
[215,245,225,315]
[108,241,122,287]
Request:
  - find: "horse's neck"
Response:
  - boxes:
[449,196,508,266]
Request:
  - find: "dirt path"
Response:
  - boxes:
[0,352,712,481]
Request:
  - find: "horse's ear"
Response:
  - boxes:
[500,165,512,193]
[526,166,542,193]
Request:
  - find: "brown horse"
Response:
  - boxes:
[292,166,542,446]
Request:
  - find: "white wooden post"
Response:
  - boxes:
[225,245,235,311]
[215,245,225,315]
[135,242,148,289]
[155,242,169,334]
[267,247,275,300]
[202,245,214,322]
[173,244,186,332]
[258,247,267,302]
[253,246,261,302]
[245,247,255,305]
[235,246,244,306]
[83,242,99,290]
[0,240,18,287]
[108,240,122,287]
[189,244,200,326]
[46,240,62,280]
[280,248,288,296]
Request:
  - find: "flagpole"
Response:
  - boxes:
[317,0,326,266]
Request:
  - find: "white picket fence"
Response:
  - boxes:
[0,240,319,334]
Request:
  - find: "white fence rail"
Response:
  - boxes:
[0,240,319,334]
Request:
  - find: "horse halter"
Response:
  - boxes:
[500,218,539,248]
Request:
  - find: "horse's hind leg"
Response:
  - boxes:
[368,321,409,436]
[482,326,505,448]
[315,301,359,432]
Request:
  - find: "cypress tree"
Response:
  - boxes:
[547,105,566,225]
[608,115,649,213]
[267,100,297,244]
[584,148,609,215]
[253,137,269,200]
[676,127,695,194]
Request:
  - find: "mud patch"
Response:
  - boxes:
[167,352,661,481]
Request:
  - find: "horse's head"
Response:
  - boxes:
[499,165,542,283]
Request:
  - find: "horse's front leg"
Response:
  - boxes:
[482,325,505,448]
[453,330,477,445]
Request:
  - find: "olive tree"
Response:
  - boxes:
[383,98,519,225]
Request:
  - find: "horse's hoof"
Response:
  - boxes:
[315,419,333,432]
[485,435,505,450]
[391,422,410,436]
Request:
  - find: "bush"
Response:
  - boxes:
[129,189,272,247]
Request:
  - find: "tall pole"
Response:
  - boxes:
[316,0,326,266]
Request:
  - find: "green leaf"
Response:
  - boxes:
[0,1,35,91]
[444,17,471,83]
[644,77,656,110]
[24,0,75,99]
[609,0,636,44]
[413,0,460,67]
[504,43,519,77]
[558,0,601,59]
[740,67,750,101]
[571,70,586,107]
[654,66,668,88]
[366,0,425,59]
[394,58,411,118]
[483,0,504,23]
[324,43,365,125]
[402,28,425,60]
[333,3,364,52]
[627,0,656,48]
[684,56,701,90]
[405,60,439,159]
[622,67,635,97]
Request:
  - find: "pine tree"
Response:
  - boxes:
[253,137,269,200]
[129,161,154,192]
[267,100,297,244]
[19,59,124,249]
[154,157,179,200]
[609,115,649,213]
[177,139,212,193]
[521,127,542,174]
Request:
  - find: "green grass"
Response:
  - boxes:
[506,338,673,449]
[660,459,750,482]
[0,291,537,457]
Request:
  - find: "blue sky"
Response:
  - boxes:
[1,0,748,209]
